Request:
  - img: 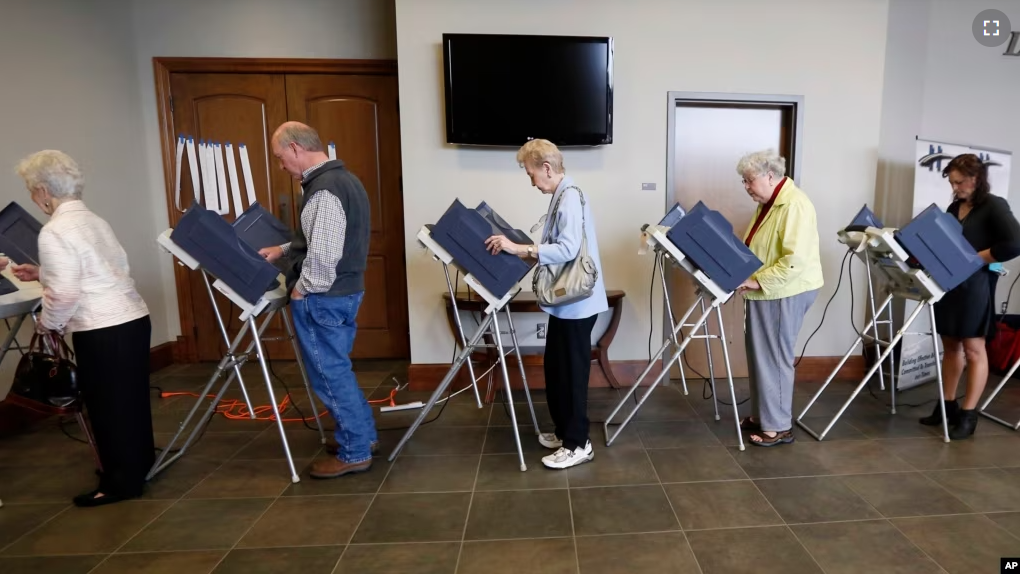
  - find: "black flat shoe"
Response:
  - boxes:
[72,489,136,508]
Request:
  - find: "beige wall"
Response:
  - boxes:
[394,0,892,364]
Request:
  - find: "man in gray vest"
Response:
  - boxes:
[260,121,377,478]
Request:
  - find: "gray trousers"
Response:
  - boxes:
[745,290,819,432]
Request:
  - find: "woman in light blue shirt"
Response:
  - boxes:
[485,139,608,470]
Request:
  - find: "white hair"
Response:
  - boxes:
[736,149,787,179]
[15,150,84,199]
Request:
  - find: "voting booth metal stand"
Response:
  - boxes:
[795,227,951,443]
[388,227,540,471]
[148,230,325,484]
[603,225,746,451]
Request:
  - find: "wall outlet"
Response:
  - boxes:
[537,323,546,339]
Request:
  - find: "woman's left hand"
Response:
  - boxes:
[11,263,39,283]
[737,278,761,293]
[485,235,523,256]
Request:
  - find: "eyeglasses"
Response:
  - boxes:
[740,172,770,185]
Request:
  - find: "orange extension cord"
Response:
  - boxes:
[159,386,400,423]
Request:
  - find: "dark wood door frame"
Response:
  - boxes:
[152,57,400,363]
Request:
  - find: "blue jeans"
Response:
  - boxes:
[291,291,377,464]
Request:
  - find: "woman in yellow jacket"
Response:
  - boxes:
[734,149,824,447]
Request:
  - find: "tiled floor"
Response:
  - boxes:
[3,359,1020,573]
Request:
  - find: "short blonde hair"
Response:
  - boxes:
[736,149,787,179]
[15,150,85,199]
[516,139,565,173]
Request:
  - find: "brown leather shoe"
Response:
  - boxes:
[309,457,372,479]
[325,438,379,456]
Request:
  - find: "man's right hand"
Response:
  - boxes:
[11,263,40,283]
[259,246,284,263]
[0,256,8,272]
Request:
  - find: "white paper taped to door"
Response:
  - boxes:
[199,140,220,213]
[213,142,230,215]
[225,142,244,217]
[173,135,184,212]
[238,144,257,207]
[328,141,336,161]
[186,137,200,204]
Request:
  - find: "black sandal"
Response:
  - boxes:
[740,417,761,432]
[750,429,794,447]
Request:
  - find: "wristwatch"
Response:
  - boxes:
[527,245,535,257]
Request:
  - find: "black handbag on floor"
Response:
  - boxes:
[12,332,79,408]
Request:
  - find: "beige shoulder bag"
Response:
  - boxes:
[532,186,598,306]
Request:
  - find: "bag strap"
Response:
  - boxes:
[49,333,74,360]
[545,185,588,247]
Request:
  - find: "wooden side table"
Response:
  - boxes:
[442,290,626,394]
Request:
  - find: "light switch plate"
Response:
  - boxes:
[642,183,657,191]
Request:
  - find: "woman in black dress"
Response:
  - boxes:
[921,154,1020,439]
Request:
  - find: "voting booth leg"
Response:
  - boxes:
[148,319,256,480]
[505,307,540,436]
[864,251,889,394]
[248,314,300,483]
[979,351,1020,430]
[927,303,951,442]
[492,312,528,471]
[445,264,483,409]
[658,257,688,396]
[713,304,745,451]
[603,300,714,447]
[700,297,721,421]
[0,312,28,364]
[389,313,495,463]
[282,307,326,445]
[202,270,256,417]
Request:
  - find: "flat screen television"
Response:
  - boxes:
[442,33,614,147]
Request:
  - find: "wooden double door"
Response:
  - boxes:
[159,61,409,362]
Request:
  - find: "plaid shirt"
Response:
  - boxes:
[280,161,347,294]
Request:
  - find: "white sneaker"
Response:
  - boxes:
[538,433,563,449]
[542,441,594,470]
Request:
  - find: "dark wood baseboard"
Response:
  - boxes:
[407,354,866,392]
[149,341,177,373]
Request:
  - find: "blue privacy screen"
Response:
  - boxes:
[232,202,292,251]
[846,205,884,230]
[665,201,763,293]
[171,201,280,305]
[658,202,687,229]
[894,203,984,292]
[430,199,535,298]
[0,201,43,265]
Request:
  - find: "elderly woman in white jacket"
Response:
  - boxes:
[485,138,609,470]
[11,150,154,507]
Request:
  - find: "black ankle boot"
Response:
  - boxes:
[920,400,959,426]
[949,409,978,440]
